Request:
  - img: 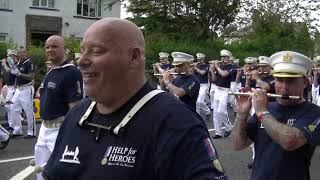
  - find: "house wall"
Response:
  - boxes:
[0,0,121,46]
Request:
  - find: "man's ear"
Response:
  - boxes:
[128,48,142,68]
[303,77,309,88]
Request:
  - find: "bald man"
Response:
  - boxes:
[43,18,227,180]
[34,35,83,180]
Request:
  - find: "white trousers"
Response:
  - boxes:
[196,83,211,116]
[11,86,36,136]
[210,84,217,110]
[213,88,233,136]
[0,125,10,142]
[227,81,238,111]
[312,84,319,105]
[4,86,16,128]
[35,123,60,180]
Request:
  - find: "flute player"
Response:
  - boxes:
[232,51,320,180]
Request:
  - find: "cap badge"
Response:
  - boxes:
[282,53,292,62]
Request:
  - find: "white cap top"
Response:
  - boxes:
[269,51,313,77]
[244,57,258,64]
[74,53,81,59]
[258,56,269,65]
[171,52,194,65]
[313,56,320,62]
[233,59,240,64]
[220,49,232,57]
[7,49,17,56]
[159,52,169,59]
[196,53,206,59]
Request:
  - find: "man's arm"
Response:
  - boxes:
[193,66,206,75]
[252,88,308,151]
[260,114,308,151]
[215,63,229,77]
[20,72,35,81]
[232,114,253,150]
[165,82,187,97]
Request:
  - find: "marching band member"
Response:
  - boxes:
[247,55,275,169]
[236,57,258,89]
[34,35,83,180]
[163,52,200,110]
[10,47,36,138]
[228,57,240,114]
[312,56,320,105]
[211,49,237,139]
[193,53,210,119]
[232,51,320,180]
[154,52,174,90]
[1,49,19,131]
[43,18,227,180]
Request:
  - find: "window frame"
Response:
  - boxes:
[0,33,9,42]
[77,0,101,18]
[0,0,10,10]
[32,0,55,8]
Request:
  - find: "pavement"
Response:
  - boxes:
[0,107,319,180]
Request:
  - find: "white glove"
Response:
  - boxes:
[11,68,21,76]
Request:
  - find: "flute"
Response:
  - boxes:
[245,72,269,75]
[228,91,301,100]
[154,72,186,76]
[209,60,223,64]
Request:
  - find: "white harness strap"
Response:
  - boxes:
[113,89,164,135]
[78,90,165,135]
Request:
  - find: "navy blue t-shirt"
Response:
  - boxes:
[230,64,239,82]
[43,83,227,180]
[0,62,16,86]
[160,63,173,71]
[172,74,200,110]
[16,59,34,85]
[215,64,237,88]
[194,63,209,84]
[247,101,320,180]
[39,61,83,120]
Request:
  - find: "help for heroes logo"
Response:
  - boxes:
[101,146,137,168]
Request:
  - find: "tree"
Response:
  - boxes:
[106,0,241,40]
[233,0,320,36]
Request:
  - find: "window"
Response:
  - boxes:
[0,33,8,42]
[32,0,54,8]
[0,0,9,9]
[77,0,101,17]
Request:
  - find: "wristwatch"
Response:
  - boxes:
[257,111,270,121]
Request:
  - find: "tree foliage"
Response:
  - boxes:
[106,0,241,40]
[233,0,320,36]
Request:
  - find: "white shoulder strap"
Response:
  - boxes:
[78,89,165,135]
[113,89,164,135]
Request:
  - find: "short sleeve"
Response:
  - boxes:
[180,78,199,98]
[294,117,320,145]
[155,125,228,180]
[62,68,83,102]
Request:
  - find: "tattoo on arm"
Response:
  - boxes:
[232,117,252,150]
[262,115,307,151]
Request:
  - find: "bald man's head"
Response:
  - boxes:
[45,35,67,65]
[78,18,147,104]
[85,18,145,57]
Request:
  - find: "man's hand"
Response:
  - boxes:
[235,88,252,119]
[251,70,260,80]
[162,71,172,83]
[11,68,21,76]
[251,88,268,115]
